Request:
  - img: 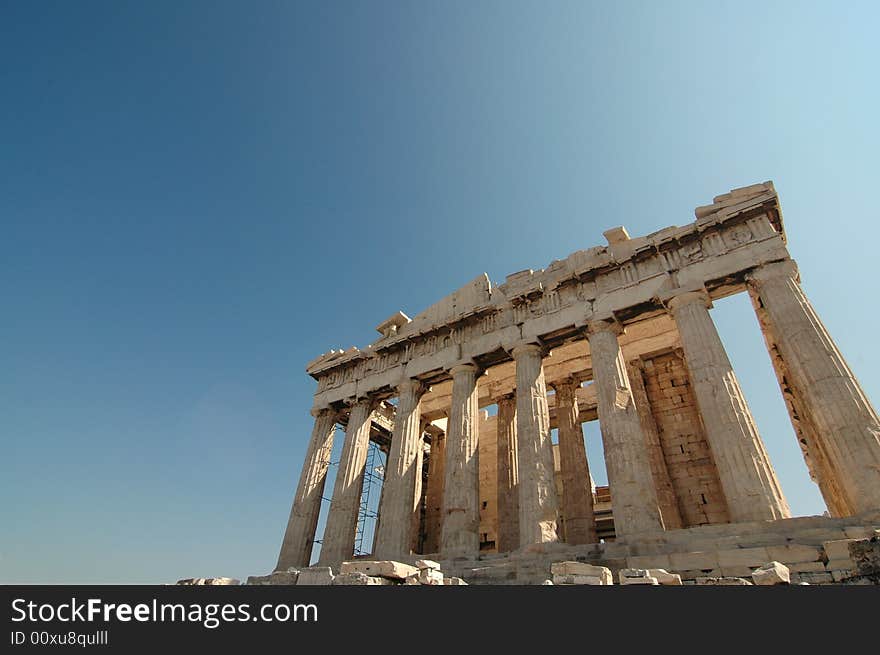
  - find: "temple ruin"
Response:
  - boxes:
[272,182,880,585]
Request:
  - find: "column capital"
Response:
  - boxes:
[746,259,800,285]
[627,356,646,371]
[510,342,546,359]
[665,289,711,313]
[585,318,623,337]
[343,395,377,412]
[549,377,578,393]
[449,362,479,377]
[396,377,427,398]
[309,405,336,419]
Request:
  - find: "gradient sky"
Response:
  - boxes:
[2,1,879,584]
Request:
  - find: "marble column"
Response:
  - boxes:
[552,379,597,545]
[440,364,481,556]
[373,379,426,560]
[512,344,559,546]
[587,320,664,536]
[748,260,880,514]
[667,290,791,521]
[748,285,853,517]
[276,407,337,570]
[422,430,446,554]
[318,397,373,567]
[495,394,520,552]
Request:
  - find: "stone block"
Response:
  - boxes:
[789,561,826,573]
[787,528,848,544]
[843,527,877,539]
[626,555,672,571]
[416,559,441,571]
[339,560,418,580]
[418,569,444,585]
[246,569,299,585]
[823,539,859,561]
[765,544,822,564]
[695,204,716,219]
[647,569,682,586]
[618,569,659,585]
[720,566,761,578]
[677,568,722,580]
[730,182,769,197]
[751,561,790,586]
[444,577,469,585]
[297,567,335,586]
[695,577,752,586]
[716,547,770,568]
[669,551,720,571]
[552,574,609,585]
[333,572,392,586]
[797,571,834,585]
[824,558,856,573]
[550,561,613,584]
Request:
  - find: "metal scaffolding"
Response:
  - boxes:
[354,440,385,556]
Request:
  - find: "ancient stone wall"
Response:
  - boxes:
[478,411,499,551]
[641,351,730,526]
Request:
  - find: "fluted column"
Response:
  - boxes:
[588,320,664,536]
[513,344,559,546]
[748,260,880,514]
[373,379,426,560]
[318,397,373,567]
[627,359,683,530]
[276,408,337,570]
[495,394,519,552]
[667,290,791,521]
[440,364,481,556]
[747,285,853,516]
[552,379,597,545]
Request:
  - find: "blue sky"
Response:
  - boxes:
[2,1,878,583]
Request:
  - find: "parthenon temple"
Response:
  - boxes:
[274,182,880,585]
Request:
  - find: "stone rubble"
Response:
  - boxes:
[618,569,660,586]
[646,569,682,586]
[332,572,391,586]
[550,561,614,585]
[695,577,753,586]
[176,577,240,586]
[751,561,790,585]
[247,569,299,585]
[296,566,335,586]
[338,560,418,580]
[315,561,467,586]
